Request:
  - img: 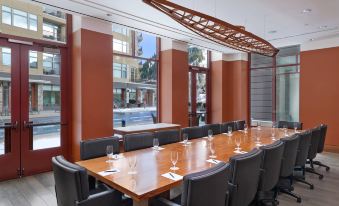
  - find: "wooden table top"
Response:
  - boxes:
[114,123,181,135]
[77,127,296,202]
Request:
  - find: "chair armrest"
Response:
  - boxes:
[77,186,123,206]
[153,197,181,206]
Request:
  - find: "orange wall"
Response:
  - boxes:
[160,49,189,128]
[71,29,113,161]
[300,46,339,151]
[211,60,249,123]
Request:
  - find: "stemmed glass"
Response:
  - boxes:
[257,121,262,131]
[209,143,217,158]
[153,138,159,151]
[271,126,276,141]
[183,133,189,146]
[227,126,233,136]
[255,130,262,146]
[208,129,213,142]
[294,123,298,133]
[170,151,179,170]
[283,125,288,136]
[106,145,114,162]
[234,136,242,153]
[244,123,248,134]
[128,156,137,174]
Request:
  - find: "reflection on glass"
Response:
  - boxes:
[196,73,206,126]
[135,31,157,59]
[29,49,61,150]
[188,46,207,67]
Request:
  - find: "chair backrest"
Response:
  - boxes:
[80,136,120,160]
[124,132,154,152]
[258,140,285,192]
[154,129,180,146]
[52,156,89,206]
[234,120,246,131]
[181,163,230,206]
[276,121,303,130]
[203,123,221,136]
[181,126,204,140]
[220,121,236,133]
[295,130,312,167]
[308,126,322,160]
[227,148,263,206]
[280,135,300,177]
[317,124,328,153]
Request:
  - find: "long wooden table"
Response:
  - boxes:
[114,123,181,135]
[77,127,296,206]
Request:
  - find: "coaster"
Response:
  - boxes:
[98,168,120,176]
[162,172,183,181]
[206,159,222,164]
[152,146,165,151]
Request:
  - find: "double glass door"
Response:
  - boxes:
[0,38,65,180]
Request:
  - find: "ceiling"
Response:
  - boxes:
[31,0,339,53]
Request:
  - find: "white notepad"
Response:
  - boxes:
[162,172,183,181]
[179,141,192,145]
[206,159,222,164]
[98,169,120,176]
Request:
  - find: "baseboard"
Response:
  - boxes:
[324,145,339,153]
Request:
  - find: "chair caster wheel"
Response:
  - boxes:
[319,175,324,180]
[297,198,302,203]
[310,185,314,190]
[326,167,330,171]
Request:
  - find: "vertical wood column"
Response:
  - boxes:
[159,40,189,128]
[210,52,249,123]
[71,16,113,161]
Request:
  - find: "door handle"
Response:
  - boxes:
[12,121,18,129]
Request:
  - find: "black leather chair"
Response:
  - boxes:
[124,132,154,152]
[80,136,120,189]
[80,136,120,160]
[52,156,131,206]
[220,121,236,133]
[312,124,330,171]
[275,121,303,130]
[234,120,246,131]
[306,126,324,179]
[293,130,313,189]
[154,129,180,146]
[226,148,263,206]
[154,163,229,206]
[277,135,301,203]
[203,123,221,136]
[181,126,204,140]
[256,141,285,205]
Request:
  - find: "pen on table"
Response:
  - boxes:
[169,172,175,178]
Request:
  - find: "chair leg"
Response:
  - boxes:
[305,167,324,180]
[294,177,314,189]
[313,160,330,171]
[279,189,302,203]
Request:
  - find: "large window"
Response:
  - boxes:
[1,6,38,31]
[112,24,158,128]
[43,53,60,75]
[1,48,11,66]
[188,46,208,68]
[250,45,300,124]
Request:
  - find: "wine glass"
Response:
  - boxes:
[228,126,233,136]
[170,151,179,170]
[106,145,114,162]
[128,156,137,174]
[208,129,213,142]
[209,143,217,158]
[294,123,298,133]
[153,138,159,151]
[283,125,288,136]
[255,130,262,146]
[244,123,248,134]
[271,126,276,141]
[257,121,262,131]
[235,136,241,152]
[183,133,189,146]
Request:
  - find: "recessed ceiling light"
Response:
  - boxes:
[319,25,328,29]
[310,38,315,41]
[106,13,112,17]
[268,30,277,34]
[302,8,312,13]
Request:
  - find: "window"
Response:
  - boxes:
[43,53,60,75]
[250,45,300,124]
[2,6,11,25]
[112,25,159,127]
[29,51,38,68]
[1,48,11,66]
[29,14,38,31]
[188,46,208,68]
[43,22,59,41]
[13,9,28,29]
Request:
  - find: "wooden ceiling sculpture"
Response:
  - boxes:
[143,0,279,57]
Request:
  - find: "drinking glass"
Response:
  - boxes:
[106,145,114,162]
[271,127,276,141]
[208,129,213,142]
[257,121,262,131]
[183,133,189,146]
[153,138,159,150]
[244,123,248,133]
[209,143,217,158]
[128,156,137,174]
[235,136,241,152]
[255,130,262,146]
[283,125,288,136]
[170,151,179,170]
[294,123,298,133]
[228,126,233,136]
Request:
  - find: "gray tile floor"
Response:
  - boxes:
[0,152,338,206]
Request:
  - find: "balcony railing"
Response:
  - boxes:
[43,8,66,19]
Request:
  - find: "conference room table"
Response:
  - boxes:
[114,123,181,136]
[76,127,298,206]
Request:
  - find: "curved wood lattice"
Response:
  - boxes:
[143,0,279,57]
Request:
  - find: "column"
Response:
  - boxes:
[159,39,189,127]
[210,52,249,123]
[71,16,113,161]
